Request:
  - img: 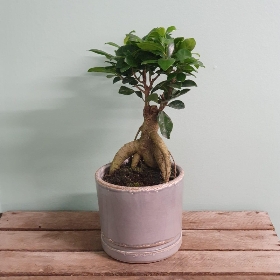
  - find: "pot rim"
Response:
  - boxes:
[95,163,184,192]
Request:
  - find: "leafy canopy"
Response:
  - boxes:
[88,26,204,139]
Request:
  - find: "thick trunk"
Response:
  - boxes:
[109,105,171,182]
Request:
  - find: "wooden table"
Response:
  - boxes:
[0,211,280,279]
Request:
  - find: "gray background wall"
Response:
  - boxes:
[1,0,280,233]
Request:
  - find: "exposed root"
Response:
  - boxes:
[109,105,173,183]
[169,151,176,179]
[109,140,139,175]
[134,126,142,140]
[150,131,171,182]
[153,146,168,182]
[131,153,141,169]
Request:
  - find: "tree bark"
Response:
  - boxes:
[109,105,171,182]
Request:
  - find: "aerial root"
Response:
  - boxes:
[109,129,172,183]
[153,146,168,182]
[149,131,171,182]
[134,126,142,140]
[109,140,139,175]
[131,153,141,169]
[169,151,176,179]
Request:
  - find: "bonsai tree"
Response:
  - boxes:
[88,26,204,183]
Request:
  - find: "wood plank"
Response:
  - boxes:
[182,230,280,250]
[0,251,280,275]
[182,211,274,230]
[0,211,274,230]
[0,230,279,251]
[0,231,102,251]
[0,212,100,231]
[1,276,280,280]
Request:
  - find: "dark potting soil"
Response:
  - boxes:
[103,160,178,187]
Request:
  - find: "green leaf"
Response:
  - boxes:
[125,55,138,67]
[158,58,175,71]
[179,88,191,94]
[104,60,116,65]
[120,64,131,72]
[145,30,161,41]
[162,38,174,45]
[155,27,165,37]
[141,60,158,65]
[169,82,182,89]
[184,57,199,64]
[176,73,186,82]
[122,77,137,85]
[174,37,184,45]
[170,89,180,98]
[182,65,197,73]
[129,79,138,86]
[168,100,185,109]
[194,61,205,68]
[105,42,120,48]
[166,26,176,34]
[137,51,158,62]
[116,58,127,69]
[119,86,134,95]
[137,42,165,53]
[146,27,166,38]
[124,33,142,44]
[147,93,158,103]
[167,73,177,81]
[180,38,196,51]
[113,77,121,84]
[157,111,173,139]
[171,89,190,99]
[89,49,114,59]
[88,67,115,73]
[135,91,143,99]
[166,33,172,39]
[115,45,139,56]
[182,80,197,87]
[175,49,192,62]
[151,81,168,93]
[106,75,115,78]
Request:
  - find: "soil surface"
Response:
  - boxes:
[103,160,178,187]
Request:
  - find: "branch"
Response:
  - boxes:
[158,90,170,111]
[143,68,147,88]
[133,84,145,94]
[132,71,144,84]
[134,125,142,140]
[149,73,160,89]
[158,101,168,111]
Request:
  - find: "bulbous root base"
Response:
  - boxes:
[109,106,172,183]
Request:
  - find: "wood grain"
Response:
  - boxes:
[181,229,280,250]
[0,230,103,251]
[1,230,279,251]
[0,211,279,279]
[1,276,280,280]
[0,212,100,231]
[1,251,280,275]
[182,211,274,230]
[0,211,274,230]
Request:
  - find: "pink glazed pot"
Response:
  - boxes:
[95,163,184,263]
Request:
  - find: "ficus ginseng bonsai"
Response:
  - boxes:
[89,26,204,183]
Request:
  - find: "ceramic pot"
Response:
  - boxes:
[95,163,184,263]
